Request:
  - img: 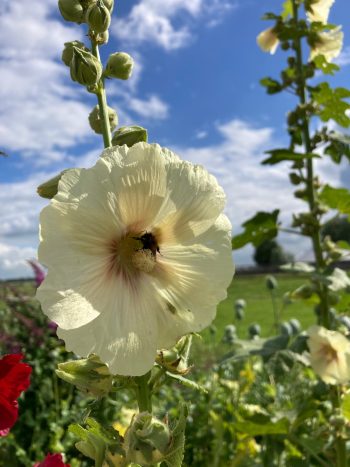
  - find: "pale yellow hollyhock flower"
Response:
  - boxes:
[37,143,234,376]
[306,0,335,24]
[257,27,279,54]
[307,325,350,384]
[309,26,343,62]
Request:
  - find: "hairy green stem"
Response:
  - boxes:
[291,0,330,329]
[135,372,152,413]
[90,40,112,148]
[332,387,348,467]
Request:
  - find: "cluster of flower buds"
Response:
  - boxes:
[58,0,114,28]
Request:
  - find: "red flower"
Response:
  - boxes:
[33,453,70,467]
[0,354,32,436]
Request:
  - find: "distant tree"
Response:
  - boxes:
[321,216,350,243]
[253,239,294,266]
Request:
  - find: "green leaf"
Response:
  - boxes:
[262,149,319,165]
[232,210,280,249]
[165,372,208,394]
[325,131,350,164]
[337,240,350,250]
[312,83,350,127]
[341,393,350,421]
[260,77,283,94]
[163,405,188,467]
[281,0,293,19]
[319,185,350,215]
[313,55,340,75]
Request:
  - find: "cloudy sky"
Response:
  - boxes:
[0,0,349,279]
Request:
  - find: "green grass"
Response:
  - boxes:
[201,272,316,343]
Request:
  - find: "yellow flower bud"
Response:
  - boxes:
[104,52,134,80]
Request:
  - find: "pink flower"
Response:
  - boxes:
[0,354,32,436]
[34,453,70,467]
[27,259,46,287]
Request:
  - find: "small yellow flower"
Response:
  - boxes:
[309,26,343,63]
[307,325,350,385]
[257,27,279,55]
[306,0,335,24]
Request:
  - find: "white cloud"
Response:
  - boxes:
[113,0,236,50]
[0,243,37,280]
[127,95,169,119]
[335,46,350,66]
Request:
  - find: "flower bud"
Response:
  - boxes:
[88,105,118,134]
[124,413,172,466]
[58,0,85,23]
[37,170,70,199]
[104,52,134,80]
[70,47,103,87]
[248,323,261,339]
[62,41,89,67]
[280,321,293,337]
[257,27,279,54]
[266,275,278,290]
[86,0,111,33]
[289,318,301,335]
[102,0,114,11]
[156,335,192,375]
[112,126,148,147]
[56,354,113,397]
[222,324,236,344]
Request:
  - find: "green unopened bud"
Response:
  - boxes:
[156,335,192,375]
[58,0,85,23]
[234,298,246,310]
[124,413,172,466]
[266,275,278,290]
[292,284,314,299]
[102,0,114,11]
[62,41,89,67]
[289,172,301,185]
[105,52,134,80]
[70,47,103,86]
[86,0,111,33]
[37,170,70,199]
[248,323,261,338]
[56,354,113,397]
[112,126,148,147]
[89,105,118,134]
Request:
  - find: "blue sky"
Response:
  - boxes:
[0,0,349,278]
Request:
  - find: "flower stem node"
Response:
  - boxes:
[89,105,118,134]
[62,41,89,67]
[70,47,103,87]
[58,0,85,23]
[37,170,70,199]
[111,126,148,147]
[124,412,172,466]
[86,0,111,34]
[104,52,134,80]
[55,354,113,397]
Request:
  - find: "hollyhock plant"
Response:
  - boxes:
[307,326,350,385]
[34,453,70,467]
[0,354,32,436]
[28,259,46,287]
[37,142,234,376]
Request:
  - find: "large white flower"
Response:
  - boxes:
[309,26,343,62]
[307,325,350,385]
[257,27,279,55]
[306,0,335,24]
[37,143,234,376]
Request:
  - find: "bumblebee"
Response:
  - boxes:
[135,232,160,257]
